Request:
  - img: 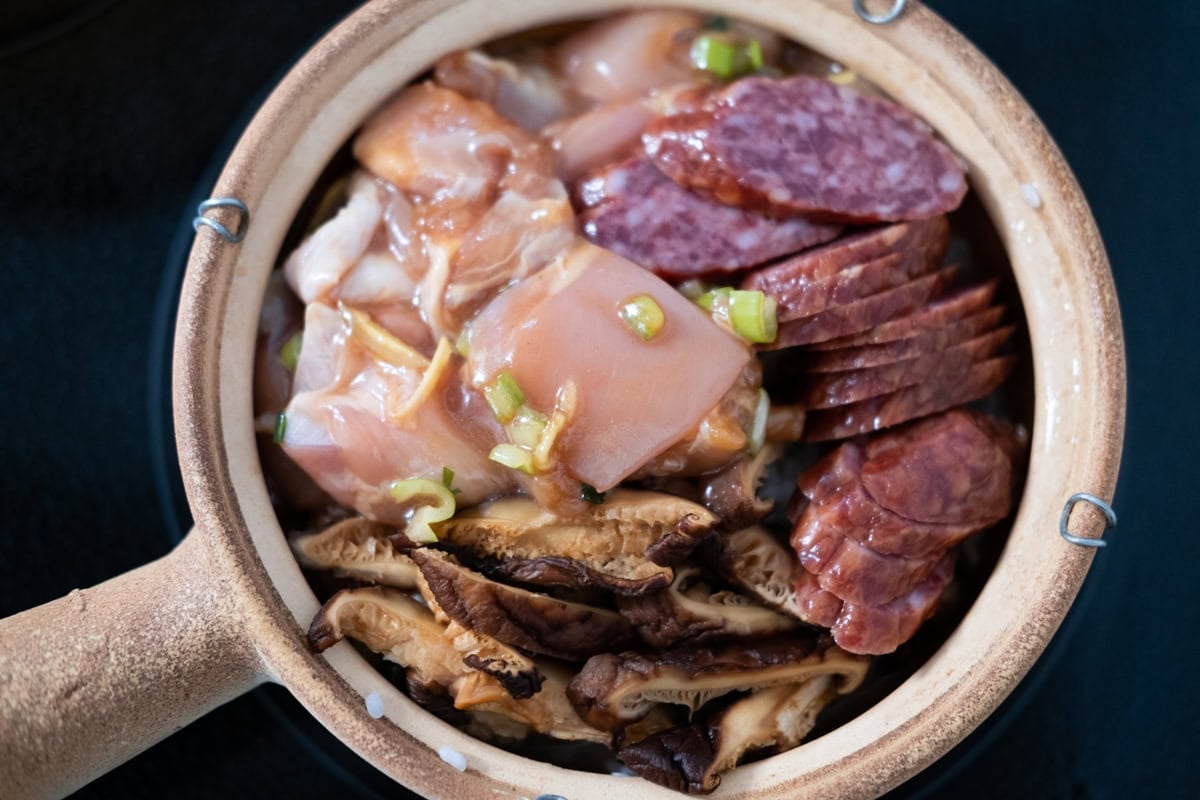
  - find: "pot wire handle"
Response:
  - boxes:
[1059,492,1116,548]
[853,0,906,25]
[193,197,250,243]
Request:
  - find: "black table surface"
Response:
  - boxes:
[2,1,1197,798]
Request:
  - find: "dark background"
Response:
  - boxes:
[1,1,1196,798]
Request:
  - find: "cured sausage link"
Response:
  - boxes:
[644,76,967,223]
[742,216,949,298]
[766,266,957,350]
[802,356,1016,442]
[578,155,841,279]
[796,326,1014,409]
[803,306,1006,372]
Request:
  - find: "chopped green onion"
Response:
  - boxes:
[695,286,732,312]
[676,279,710,301]
[389,478,456,543]
[278,332,303,372]
[442,466,456,489]
[727,290,778,344]
[507,406,548,449]
[484,370,526,424]
[580,483,606,505]
[705,15,729,31]
[750,389,770,455]
[273,412,287,444]
[619,294,666,341]
[690,34,763,80]
[489,443,535,475]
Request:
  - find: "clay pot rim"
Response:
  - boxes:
[173,2,1125,798]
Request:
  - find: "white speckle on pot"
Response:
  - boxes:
[365,536,377,555]
[1010,218,1026,234]
[1021,182,1042,209]
[364,691,384,719]
[439,745,467,771]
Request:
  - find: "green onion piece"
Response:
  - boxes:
[695,286,732,312]
[389,478,456,543]
[489,443,535,475]
[619,294,666,341]
[484,370,526,424]
[273,412,287,444]
[706,15,729,31]
[442,466,455,489]
[580,483,606,505]
[507,407,548,449]
[278,332,303,372]
[750,389,770,455]
[676,279,710,301]
[727,290,778,344]
[690,34,763,80]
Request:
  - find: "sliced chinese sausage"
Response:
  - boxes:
[766,265,958,350]
[802,356,1016,441]
[859,409,1020,526]
[615,566,797,648]
[308,586,545,700]
[769,248,944,324]
[796,326,1014,409]
[795,440,980,560]
[566,635,869,731]
[412,549,636,660]
[435,490,721,595]
[831,552,956,655]
[644,76,967,223]
[744,218,950,323]
[619,676,839,794]
[790,512,943,606]
[804,306,1006,372]
[742,216,950,298]
[809,281,998,350]
[290,517,419,588]
[578,155,841,279]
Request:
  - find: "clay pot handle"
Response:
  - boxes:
[0,530,265,799]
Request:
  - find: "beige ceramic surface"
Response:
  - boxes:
[0,1,1124,799]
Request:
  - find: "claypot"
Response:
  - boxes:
[0,1,1125,798]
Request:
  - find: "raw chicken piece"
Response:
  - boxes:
[353,83,576,337]
[554,10,703,103]
[466,242,751,492]
[434,49,583,132]
[283,303,514,521]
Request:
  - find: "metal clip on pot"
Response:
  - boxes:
[193,197,250,243]
[853,0,906,25]
[1060,492,1117,548]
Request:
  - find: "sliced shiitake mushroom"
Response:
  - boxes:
[619,677,837,794]
[699,443,781,530]
[412,549,636,660]
[436,489,720,595]
[463,659,611,745]
[616,566,797,648]
[716,525,844,627]
[309,586,543,699]
[291,517,419,588]
[566,634,868,731]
